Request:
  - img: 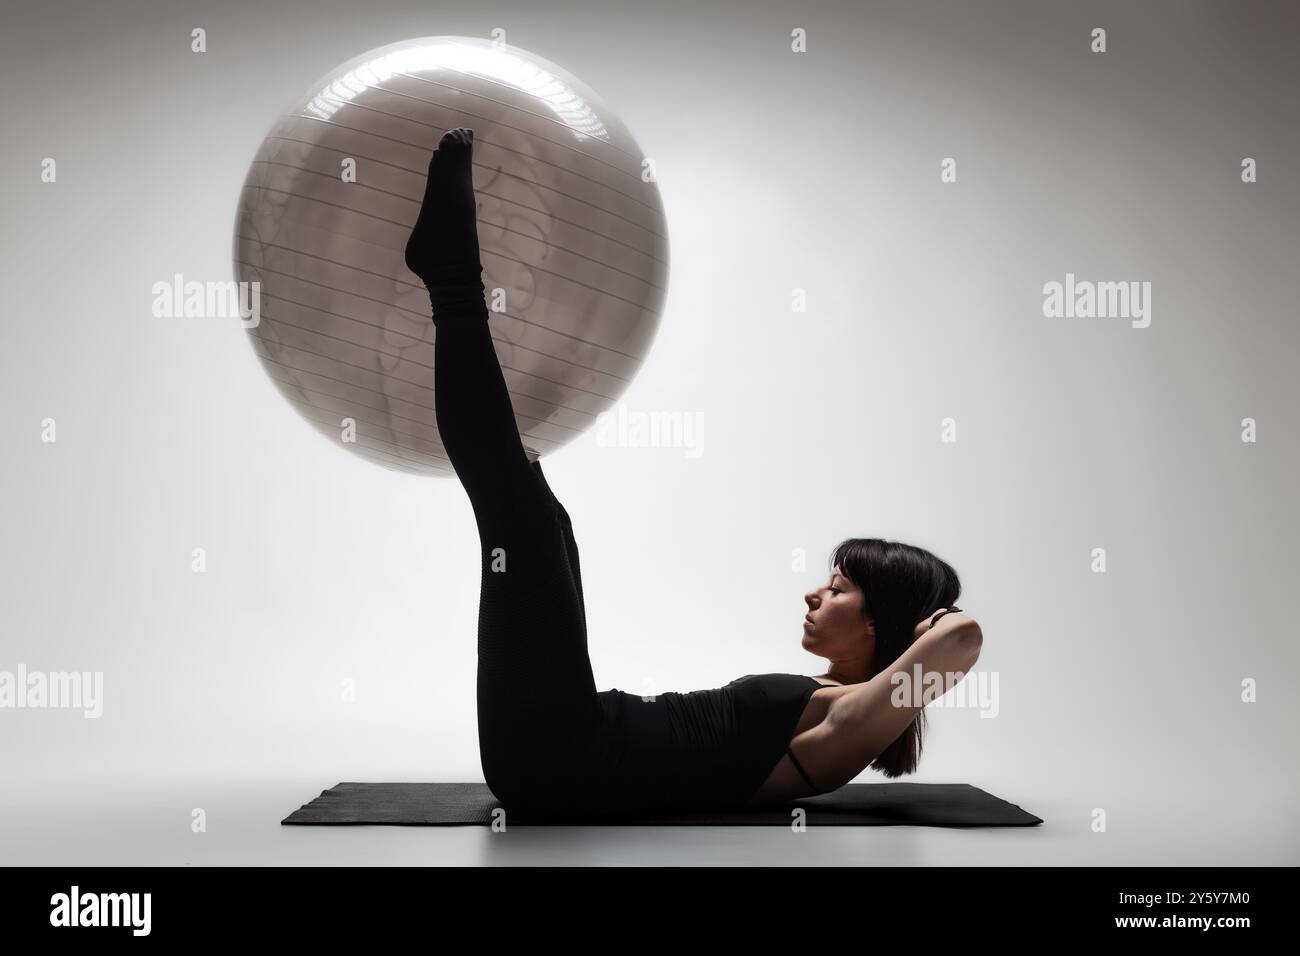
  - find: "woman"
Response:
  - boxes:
[407,128,984,818]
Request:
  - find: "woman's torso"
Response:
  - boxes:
[579,673,843,815]
[749,678,841,804]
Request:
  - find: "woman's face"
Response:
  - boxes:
[802,565,875,664]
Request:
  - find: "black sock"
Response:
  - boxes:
[404,127,487,321]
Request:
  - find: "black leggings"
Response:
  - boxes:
[433,307,602,811]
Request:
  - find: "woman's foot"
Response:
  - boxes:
[405,127,485,310]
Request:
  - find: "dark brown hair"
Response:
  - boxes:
[829,537,962,777]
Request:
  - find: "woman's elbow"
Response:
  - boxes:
[955,620,983,669]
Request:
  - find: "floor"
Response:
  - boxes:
[3,775,1293,866]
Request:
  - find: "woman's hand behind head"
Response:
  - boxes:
[913,607,974,643]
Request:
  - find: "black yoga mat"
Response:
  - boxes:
[281,782,1043,827]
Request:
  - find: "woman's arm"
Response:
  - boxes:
[788,613,983,792]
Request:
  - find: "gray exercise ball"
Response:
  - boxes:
[233,36,669,476]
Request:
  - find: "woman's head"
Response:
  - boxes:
[802,537,962,776]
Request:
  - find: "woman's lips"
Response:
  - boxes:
[804,616,814,628]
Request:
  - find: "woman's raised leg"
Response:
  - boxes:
[531,459,587,623]
[408,128,600,807]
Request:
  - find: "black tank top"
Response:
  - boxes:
[586,673,824,814]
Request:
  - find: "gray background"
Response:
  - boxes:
[1,0,1296,864]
